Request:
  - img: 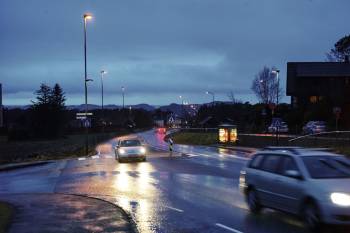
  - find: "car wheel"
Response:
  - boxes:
[142,157,147,162]
[247,188,262,214]
[303,202,322,232]
[118,158,123,163]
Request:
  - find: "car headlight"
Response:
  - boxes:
[119,148,126,154]
[140,147,146,154]
[330,193,350,206]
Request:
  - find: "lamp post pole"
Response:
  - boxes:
[100,70,107,111]
[179,95,185,125]
[83,13,92,155]
[121,86,125,109]
[206,91,215,106]
[272,69,280,146]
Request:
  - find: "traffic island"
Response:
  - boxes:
[0,193,137,233]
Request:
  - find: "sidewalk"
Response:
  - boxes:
[0,193,136,233]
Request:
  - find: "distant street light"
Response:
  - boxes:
[100,70,107,111]
[121,86,125,109]
[271,69,280,108]
[179,95,185,123]
[206,91,215,106]
[271,68,280,146]
[83,13,92,155]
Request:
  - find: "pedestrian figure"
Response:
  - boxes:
[168,137,174,156]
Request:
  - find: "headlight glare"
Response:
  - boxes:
[119,148,126,154]
[140,147,146,154]
[331,193,350,206]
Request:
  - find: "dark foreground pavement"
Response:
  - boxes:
[0,193,136,233]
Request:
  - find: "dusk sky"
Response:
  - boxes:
[1,0,349,106]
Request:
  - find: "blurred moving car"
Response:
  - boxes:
[156,127,167,134]
[268,118,289,133]
[303,121,327,134]
[115,138,147,162]
[239,147,350,232]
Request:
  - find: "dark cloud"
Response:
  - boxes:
[1,0,350,105]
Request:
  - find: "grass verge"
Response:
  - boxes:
[170,131,350,157]
[0,131,128,165]
[0,201,14,233]
[171,132,217,145]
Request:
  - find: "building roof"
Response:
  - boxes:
[288,62,350,77]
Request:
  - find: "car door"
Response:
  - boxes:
[273,156,304,214]
[256,154,284,209]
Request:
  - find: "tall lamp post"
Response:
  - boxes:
[179,95,185,125]
[206,91,215,106]
[83,13,92,155]
[271,68,280,145]
[121,86,125,109]
[100,70,107,112]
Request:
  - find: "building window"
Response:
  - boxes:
[310,96,318,103]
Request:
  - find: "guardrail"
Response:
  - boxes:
[288,131,350,148]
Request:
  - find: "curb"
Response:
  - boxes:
[213,145,256,154]
[0,161,51,172]
[62,193,139,233]
[0,192,139,233]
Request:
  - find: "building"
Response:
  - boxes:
[287,62,350,107]
[0,83,3,128]
[287,62,350,127]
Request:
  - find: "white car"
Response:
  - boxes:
[268,122,289,133]
[115,138,147,162]
[303,121,327,134]
[239,147,350,232]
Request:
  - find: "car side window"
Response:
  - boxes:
[260,155,282,173]
[279,156,299,175]
[249,155,264,169]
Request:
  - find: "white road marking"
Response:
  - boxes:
[187,153,200,158]
[164,206,184,213]
[105,155,113,159]
[91,155,99,159]
[78,157,86,161]
[215,223,243,233]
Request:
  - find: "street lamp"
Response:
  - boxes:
[271,68,280,146]
[121,86,125,109]
[100,70,107,111]
[179,95,185,123]
[206,91,215,106]
[83,13,92,155]
[271,69,280,108]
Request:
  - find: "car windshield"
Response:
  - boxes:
[302,156,350,179]
[120,140,141,147]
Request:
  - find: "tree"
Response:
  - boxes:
[326,35,350,62]
[51,84,66,109]
[30,83,67,138]
[251,66,282,104]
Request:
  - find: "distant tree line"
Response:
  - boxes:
[4,83,154,141]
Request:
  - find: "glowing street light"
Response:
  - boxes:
[83,13,93,155]
[206,91,215,106]
[100,70,107,111]
[121,86,125,109]
[271,68,280,146]
[271,69,280,107]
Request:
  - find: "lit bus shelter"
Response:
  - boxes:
[218,124,237,143]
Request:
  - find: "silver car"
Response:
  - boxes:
[115,138,147,162]
[239,148,350,231]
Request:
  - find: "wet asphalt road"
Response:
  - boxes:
[0,130,310,233]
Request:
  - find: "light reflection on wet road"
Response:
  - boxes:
[0,130,311,233]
